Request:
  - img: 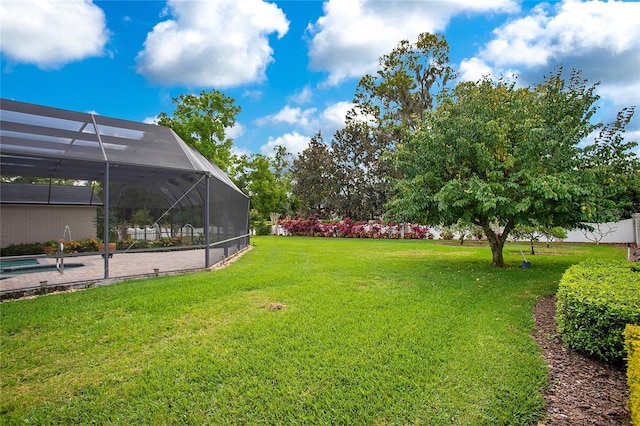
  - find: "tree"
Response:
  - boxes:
[352,32,456,133]
[538,226,567,248]
[157,90,241,173]
[329,32,457,219]
[291,133,336,217]
[581,222,618,245]
[581,107,640,219]
[270,144,298,216]
[329,122,396,220]
[450,219,481,246]
[388,69,637,266]
[512,224,539,255]
[242,154,291,220]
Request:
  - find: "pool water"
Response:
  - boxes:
[0,259,84,276]
[1,259,39,269]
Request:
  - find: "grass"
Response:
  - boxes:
[0,237,626,425]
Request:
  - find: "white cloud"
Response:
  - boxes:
[231,145,252,158]
[261,131,311,157]
[258,105,318,132]
[307,0,518,86]
[257,101,355,157]
[227,122,246,140]
[598,81,640,109]
[258,101,353,136]
[458,57,494,83]
[136,0,289,87]
[242,90,263,101]
[478,1,639,70]
[288,85,313,105]
[0,0,110,69]
[459,0,640,133]
[320,101,352,130]
[465,1,640,88]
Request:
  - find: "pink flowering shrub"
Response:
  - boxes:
[278,217,429,239]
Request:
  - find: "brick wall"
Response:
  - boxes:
[0,205,98,246]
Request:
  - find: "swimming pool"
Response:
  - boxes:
[0,258,84,277]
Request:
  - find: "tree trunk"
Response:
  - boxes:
[486,232,505,267]
[482,221,514,267]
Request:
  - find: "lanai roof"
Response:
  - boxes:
[0,183,103,206]
[0,98,244,207]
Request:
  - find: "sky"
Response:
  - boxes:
[1,0,639,159]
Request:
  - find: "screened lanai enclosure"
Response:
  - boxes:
[0,98,250,281]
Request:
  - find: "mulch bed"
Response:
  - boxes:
[533,296,631,425]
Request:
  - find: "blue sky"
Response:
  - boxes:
[1,0,639,158]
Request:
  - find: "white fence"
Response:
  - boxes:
[125,226,204,241]
[563,218,638,244]
[267,215,640,244]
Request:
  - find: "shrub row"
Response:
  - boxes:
[1,235,194,257]
[279,218,431,239]
[626,324,640,426]
[253,220,272,236]
[556,259,640,364]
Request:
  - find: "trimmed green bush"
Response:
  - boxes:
[626,325,640,426]
[1,242,48,256]
[556,259,640,364]
[254,220,272,236]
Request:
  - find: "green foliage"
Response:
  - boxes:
[292,124,397,220]
[440,228,454,240]
[388,67,637,266]
[625,324,640,426]
[352,32,456,132]
[1,238,625,424]
[556,259,640,364]
[234,152,292,219]
[329,122,398,220]
[292,132,336,217]
[1,242,50,256]
[94,208,120,242]
[254,220,272,236]
[0,239,101,256]
[248,209,272,236]
[132,208,154,228]
[581,107,640,220]
[291,33,456,221]
[157,90,241,173]
[539,226,567,247]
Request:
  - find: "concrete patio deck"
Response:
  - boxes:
[0,247,250,300]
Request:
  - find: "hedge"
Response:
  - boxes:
[1,235,193,257]
[278,218,431,239]
[556,259,640,364]
[627,324,640,426]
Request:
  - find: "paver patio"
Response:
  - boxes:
[0,247,244,299]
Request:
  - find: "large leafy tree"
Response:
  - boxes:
[291,133,336,217]
[232,148,294,220]
[157,90,241,173]
[330,122,396,220]
[581,107,640,219]
[352,32,456,135]
[244,155,286,219]
[388,69,638,266]
[288,33,455,220]
[328,32,457,218]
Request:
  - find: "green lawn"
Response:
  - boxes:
[0,237,626,425]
